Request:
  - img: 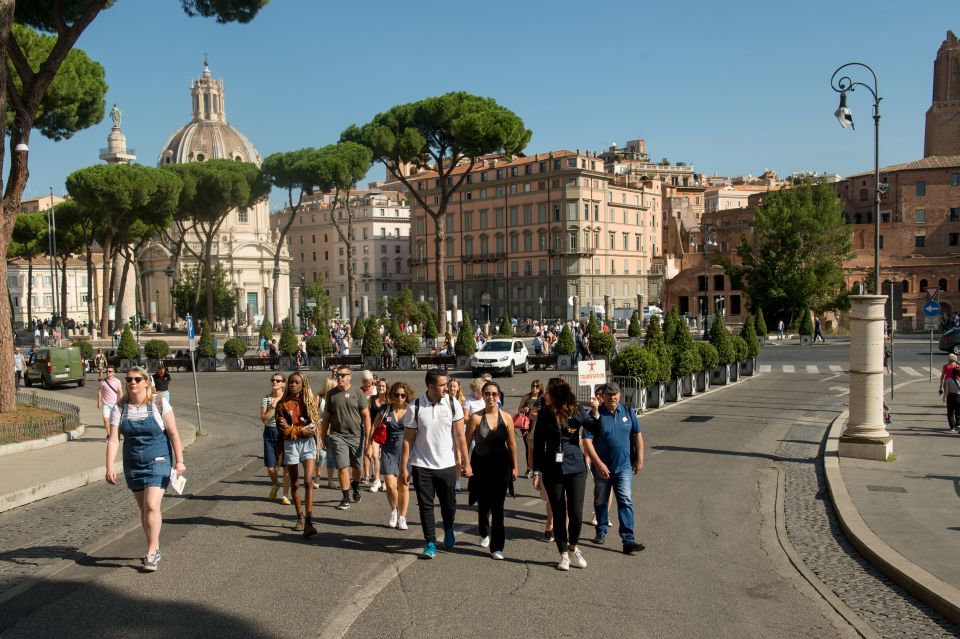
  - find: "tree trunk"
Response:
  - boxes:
[59,257,67,329]
[203,231,215,329]
[98,230,115,338]
[86,243,96,332]
[272,189,302,328]
[25,258,32,324]
[433,213,447,335]
[116,252,132,330]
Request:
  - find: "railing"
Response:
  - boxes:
[99,147,136,156]
[0,392,81,444]
[558,373,645,414]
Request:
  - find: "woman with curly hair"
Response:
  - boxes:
[275,372,322,537]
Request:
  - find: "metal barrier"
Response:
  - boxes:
[558,374,646,414]
[0,392,82,444]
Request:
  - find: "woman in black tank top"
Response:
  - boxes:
[465,381,518,559]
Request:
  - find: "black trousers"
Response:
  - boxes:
[948,394,960,430]
[543,470,587,553]
[412,465,457,542]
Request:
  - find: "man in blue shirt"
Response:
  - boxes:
[582,382,644,554]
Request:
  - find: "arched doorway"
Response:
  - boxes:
[479,292,492,326]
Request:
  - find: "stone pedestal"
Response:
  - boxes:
[840,295,893,460]
[361,295,369,319]
[573,295,580,324]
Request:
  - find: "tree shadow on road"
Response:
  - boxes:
[650,444,813,464]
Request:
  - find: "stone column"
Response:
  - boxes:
[264,287,273,328]
[573,295,580,324]
[340,296,348,323]
[361,295,369,319]
[636,293,644,313]
[291,287,301,332]
[604,295,613,323]
[451,294,459,332]
[840,295,893,460]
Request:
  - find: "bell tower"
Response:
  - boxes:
[191,57,227,124]
[924,31,960,157]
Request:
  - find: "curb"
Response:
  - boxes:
[0,423,86,457]
[823,410,960,626]
[0,421,197,515]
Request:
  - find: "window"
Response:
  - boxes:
[859,188,868,202]
[730,295,741,316]
[951,208,960,222]
[509,206,518,225]
[479,210,488,228]
[939,278,949,293]
[697,275,707,292]
[6,275,16,287]
[553,204,561,221]
[920,278,928,292]
[609,232,615,249]
[464,212,473,230]
[511,261,519,276]
[447,265,454,279]
[916,181,926,196]
[879,235,883,249]
[495,208,504,227]
[523,232,532,252]
[510,233,519,252]
[915,235,925,248]
[446,238,455,257]
[902,280,910,294]
[238,208,248,223]
[953,173,960,187]
[495,187,504,197]
[523,205,532,224]
[568,158,577,168]
[446,214,454,232]
[312,251,317,261]
[464,237,473,256]
[538,203,547,223]
[713,274,725,291]
[916,209,926,223]
[339,264,345,276]
[951,233,959,246]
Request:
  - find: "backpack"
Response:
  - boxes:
[413,395,457,425]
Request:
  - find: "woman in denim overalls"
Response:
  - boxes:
[106,366,187,572]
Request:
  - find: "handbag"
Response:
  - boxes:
[372,409,388,445]
[513,413,530,433]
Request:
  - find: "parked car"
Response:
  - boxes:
[23,346,86,389]
[939,328,960,355]
[470,338,528,377]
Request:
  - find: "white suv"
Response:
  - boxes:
[470,339,529,377]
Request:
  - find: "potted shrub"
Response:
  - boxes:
[669,323,701,399]
[352,317,366,353]
[306,334,332,369]
[116,326,140,371]
[627,311,642,341]
[423,315,439,347]
[730,335,748,381]
[709,316,735,385]
[589,331,616,362]
[611,344,657,413]
[798,311,813,346]
[739,316,761,375]
[498,312,514,337]
[645,342,671,407]
[258,318,273,349]
[362,316,383,370]
[695,342,718,392]
[196,320,218,371]
[396,333,420,370]
[72,339,93,362]
[223,337,247,371]
[143,339,170,370]
[755,307,768,345]
[278,319,298,370]
[554,325,576,370]
[455,315,477,370]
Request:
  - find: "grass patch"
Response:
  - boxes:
[885,452,898,462]
[0,405,67,443]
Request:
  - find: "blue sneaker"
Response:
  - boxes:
[443,529,456,550]
[420,541,436,559]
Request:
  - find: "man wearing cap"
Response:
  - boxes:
[319,366,372,510]
[582,382,644,554]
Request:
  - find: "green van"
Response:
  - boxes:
[24,347,87,389]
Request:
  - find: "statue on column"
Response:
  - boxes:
[110,103,122,128]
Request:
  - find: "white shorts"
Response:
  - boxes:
[102,403,116,420]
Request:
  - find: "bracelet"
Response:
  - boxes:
[532,471,542,477]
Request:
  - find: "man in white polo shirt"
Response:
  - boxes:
[400,368,471,559]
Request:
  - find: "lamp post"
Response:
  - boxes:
[46,187,59,335]
[690,224,717,337]
[831,62,892,461]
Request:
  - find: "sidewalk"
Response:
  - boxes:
[824,377,960,624]
[0,389,196,513]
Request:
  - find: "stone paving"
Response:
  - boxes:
[778,420,960,638]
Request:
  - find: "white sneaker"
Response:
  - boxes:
[388,509,398,528]
[479,536,491,548]
[557,554,570,571]
[491,551,505,560]
[369,479,381,493]
[572,548,587,569]
[397,516,408,530]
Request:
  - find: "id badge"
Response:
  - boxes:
[555,451,563,463]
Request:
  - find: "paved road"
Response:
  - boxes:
[0,344,956,637]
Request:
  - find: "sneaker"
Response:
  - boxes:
[359,476,371,488]
[352,486,362,503]
[336,498,351,510]
[556,554,570,571]
[327,479,336,489]
[589,515,598,526]
[479,536,491,548]
[593,532,606,545]
[491,551,505,560]
[388,510,398,528]
[572,548,587,568]
[369,479,382,493]
[543,529,555,542]
[280,496,292,505]
[143,549,161,572]
[397,516,409,530]
[268,485,279,501]
[443,528,456,550]
[420,541,437,559]
[455,481,462,493]
[524,469,532,479]
[623,541,646,554]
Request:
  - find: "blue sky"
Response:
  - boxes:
[18,0,956,210]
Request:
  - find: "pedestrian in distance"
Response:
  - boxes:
[777,319,784,340]
[93,348,108,378]
[531,378,601,571]
[152,362,171,403]
[582,383,645,554]
[516,380,543,478]
[944,367,960,434]
[13,347,24,389]
[813,316,825,343]
[465,380,518,560]
[275,372,321,537]
[359,370,381,491]
[379,381,413,530]
[400,368,472,559]
[98,366,122,442]
[939,354,958,399]
[319,367,372,511]
[261,373,292,504]
[367,377,390,493]
[105,366,186,572]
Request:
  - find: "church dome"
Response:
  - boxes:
[157,61,261,167]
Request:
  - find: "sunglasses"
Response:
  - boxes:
[335,373,350,379]
[126,376,145,384]
[482,392,499,398]
[395,393,407,399]
[271,378,284,383]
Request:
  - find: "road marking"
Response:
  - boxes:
[782,364,795,373]
[900,366,921,377]
[829,386,850,395]
[805,365,819,374]
[759,364,772,373]
[523,498,541,507]
[829,365,843,372]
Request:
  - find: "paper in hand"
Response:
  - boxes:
[169,468,186,495]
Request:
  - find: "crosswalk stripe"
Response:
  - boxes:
[806,365,819,373]
[900,366,921,377]
[759,364,772,373]
[782,364,795,373]
[829,365,843,372]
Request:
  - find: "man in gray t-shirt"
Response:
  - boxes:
[320,366,371,510]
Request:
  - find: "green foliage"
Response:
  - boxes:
[798,311,814,336]
[498,313,513,337]
[117,326,139,360]
[414,301,437,327]
[720,181,854,325]
[697,342,720,369]
[170,264,238,321]
[144,339,170,359]
[755,307,768,336]
[590,331,616,356]
[352,317,366,339]
[396,333,421,356]
[277,319,297,356]
[71,339,93,360]
[740,316,760,358]
[611,344,660,388]
[386,318,402,341]
[731,335,749,362]
[423,315,438,339]
[306,334,333,357]
[361,317,383,356]
[671,343,702,378]
[455,315,476,356]
[302,280,334,328]
[662,307,680,345]
[555,325,576,355]
[650,344,673,384]
[628,312,642,339]
[644,315,663,350]
[197,320,216,358]
[222,338,247,358]
[585,314,600,339]
[386,288,418,326]
[709,316,735,366]
[258,318,273,343]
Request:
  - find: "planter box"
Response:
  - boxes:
[556,354,575,370]
[695,370,711,392]
[800,335,812,345]
[363,356,381,371]
[279,356,298,371]
[622,384,646,413]
[196,357,218,372]
[740,358,757,376]
[310,356,327,370]
[730,362,741,382]
[681,373,696,397]
[666,378,682,402]
[456,355,472,370]
[647,383,667,408]
[711,364,730,385]
[118,358,138,372]
[398,355,416,370]
[225,357,243,371]
[760,335,768,345]
[146,358,161,371]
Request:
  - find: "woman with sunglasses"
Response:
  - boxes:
[465,381,518,560]
[105,366,186,572]
[365,377,390,493]
[380,381,413,529]
[261,373,291,504]
[517,380,543,478]
[98,366,122,441]
[276,372,322,537]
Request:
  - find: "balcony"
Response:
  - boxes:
[461,252,507,263]
[548,247,596,257]
[409,257,428,266]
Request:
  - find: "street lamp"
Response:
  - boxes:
[831,62,882,294]
[46,187,59,334]
[538,296,543,325]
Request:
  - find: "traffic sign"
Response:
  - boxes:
[927,287,941,300]
[925,315,940,331]
[186,314,195,352]
[924,300,941,317]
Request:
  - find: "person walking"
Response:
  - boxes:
[94,348,108,378]
[367,377,390,493]
[516,380,543,478]
[465,380,518,560]
[98,367,122,441]
[316,374,339,489]
[400,369,471,559]
[275,372,321,537]
[582,383,645,554]
[945,367,960,433]
[13,347,24,389]
[152,362,172,403]
[939,354,959,399]
[379,381,412,529]
[448,378,468,493]
[777,319,784,340]
[531,378,601,571]
[105,366,186,572]
[814,316,825,343]
[319,366,372,511]
[358,370,381,490]
[261,373,291,504]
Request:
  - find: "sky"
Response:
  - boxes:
[17,0,958,210]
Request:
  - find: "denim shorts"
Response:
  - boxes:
[263,427,280,467]
[282,437,317,466]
